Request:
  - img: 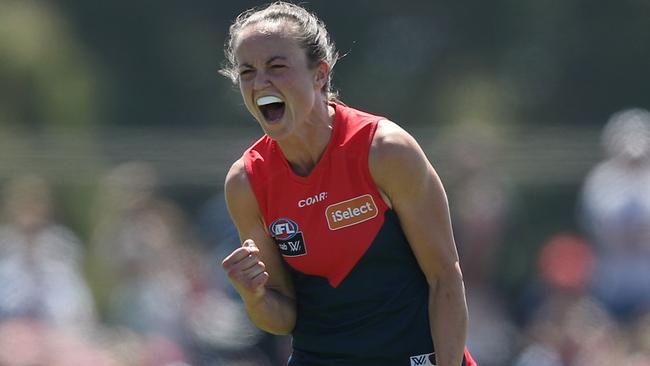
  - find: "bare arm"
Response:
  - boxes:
[221,158,296,335]
[370,120,468,366]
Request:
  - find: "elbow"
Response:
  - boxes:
[260,320,295,336]
[252,305,296,335]
[267,327,294,336]
[428,260,465,287]
[428,261,469,313]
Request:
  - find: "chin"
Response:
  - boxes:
[262,124,291,141]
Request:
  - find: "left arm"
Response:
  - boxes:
[369,120,468,366]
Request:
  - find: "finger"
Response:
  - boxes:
[242,240,261,255]
[229,263,267,291]
[222,247,253,268]
[225,253,266,281]
[243,259,266,278]
[250,271,269,290]
[228,254,262,274]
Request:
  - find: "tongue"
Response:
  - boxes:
[264,103,285,122]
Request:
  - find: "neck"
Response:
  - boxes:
[277,102,336,176]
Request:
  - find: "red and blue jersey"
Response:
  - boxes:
[243,103,476,366]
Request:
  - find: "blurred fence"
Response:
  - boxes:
[0,125,601,188]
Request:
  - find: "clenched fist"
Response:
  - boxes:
[222,239,270,300]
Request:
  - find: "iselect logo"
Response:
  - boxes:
[325,194,378,230]
[410,352,436,366]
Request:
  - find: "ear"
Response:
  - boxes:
[314,61,330,89]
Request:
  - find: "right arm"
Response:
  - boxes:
[221,158,296,335]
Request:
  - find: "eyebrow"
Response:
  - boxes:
[239,56,288,69]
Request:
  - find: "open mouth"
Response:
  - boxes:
[256,95,285,123]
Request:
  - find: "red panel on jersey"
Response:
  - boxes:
[244,103,389,287]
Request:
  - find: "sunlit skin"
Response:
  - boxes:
[224,19,469,366]
[234,23,335,176]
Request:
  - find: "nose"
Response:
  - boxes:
[253,70,271,90]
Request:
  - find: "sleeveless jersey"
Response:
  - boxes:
[243,103,476,366]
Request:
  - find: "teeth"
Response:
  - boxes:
[256,95,283,106]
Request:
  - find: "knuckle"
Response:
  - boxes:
[226,269,239,280]
[221,254,234,265]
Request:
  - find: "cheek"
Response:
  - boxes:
[238,80,249,96]
[239,82,256,109]
[287,74,317,101]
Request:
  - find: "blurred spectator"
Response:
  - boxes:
[433,124,520,366]
[465,286,520,366]
[89,162,272,365]
[197,191,240,296]
[0,175,96,333]
[89,162,195,363]
[513,233,621,366]
[628,311,650,364]
[513,295,622,366]
[196,191,290,365]
[579,108,650,319]
[441,124,513,286]
[0,318,122,366]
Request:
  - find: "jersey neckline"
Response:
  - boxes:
[272,103,342,185]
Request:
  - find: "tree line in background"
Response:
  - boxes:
[1,0,648,132]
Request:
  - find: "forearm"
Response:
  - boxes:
[429,264,468,366]
[242,287,296,335]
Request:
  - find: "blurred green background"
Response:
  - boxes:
[0,1,649,365]
[3,0,648,284]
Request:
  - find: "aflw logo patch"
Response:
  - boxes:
[410,352,436,366]
[269,217,306,257]
[325,194,378,230]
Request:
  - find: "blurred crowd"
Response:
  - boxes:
[458,108,650,366]
[0,163,290,366]
[1,108,649,366]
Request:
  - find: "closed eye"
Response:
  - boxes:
[270,64,286,69]
[239,69,254,80]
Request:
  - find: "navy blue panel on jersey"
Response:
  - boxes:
[287,210,434,366]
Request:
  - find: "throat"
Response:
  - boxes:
[289,163,314,177]
[278,109,336,177]
[281,139,329,177]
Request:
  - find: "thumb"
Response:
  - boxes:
[242,239,258,251]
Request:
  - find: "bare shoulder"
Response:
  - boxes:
[370,123,458,283]
[370,120,433,201]
[224,158,248,194]
[370,119,422,161]
[224,158,258,219]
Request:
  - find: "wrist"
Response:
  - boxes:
[241,285,267,307]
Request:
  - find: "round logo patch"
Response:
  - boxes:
[269,217,299,240]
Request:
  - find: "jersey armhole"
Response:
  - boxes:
[363,118,391,211]
[243,150,269,224]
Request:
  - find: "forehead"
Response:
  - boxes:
[234,23,305,65]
